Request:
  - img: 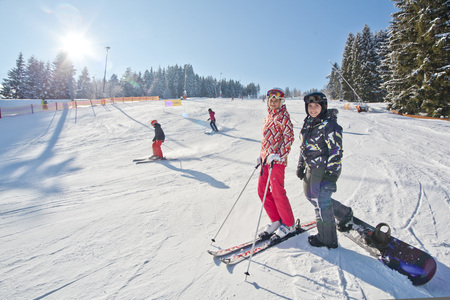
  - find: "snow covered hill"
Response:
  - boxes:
[0,98,449,299]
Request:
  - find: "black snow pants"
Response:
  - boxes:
[303,166,352,247]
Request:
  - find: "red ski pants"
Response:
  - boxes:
[152,140,163,158]
[257,163,295,227]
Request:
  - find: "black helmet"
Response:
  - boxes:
[304,92,328,118]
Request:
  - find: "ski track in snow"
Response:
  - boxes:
[0,99,449,299]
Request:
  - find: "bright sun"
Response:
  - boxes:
[61,32,92,60]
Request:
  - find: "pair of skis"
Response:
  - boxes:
[208,220,317,265]
[132,157,167,164]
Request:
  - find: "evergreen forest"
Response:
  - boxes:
[327,0,448,118]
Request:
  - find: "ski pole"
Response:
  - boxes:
[211,162,261,242]
[245,161,274,278]
[162,143,175,151]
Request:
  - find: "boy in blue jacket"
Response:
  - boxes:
[297,92,353,249]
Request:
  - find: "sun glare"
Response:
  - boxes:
[61,32,92,60]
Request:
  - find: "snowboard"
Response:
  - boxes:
[342,216,436,286]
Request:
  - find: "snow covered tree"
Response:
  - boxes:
[121,68,143,97]
[337,26,389,103]
[384,0,449,117]
[1,53,27,99]
[166,65,184,98]
[350,32,364,101]
[326,62,342,100]
[375,30,390,101]
[183,64,196,98]
[142,69,154,95]
[75,67,92,99]
[292,88,301,98]
[341,33,356,101]
[107,74,122,98]
[242,83,260,98]
[50,51,76,99]
[354,25,383,102]
[200,76,217,97]
[414,0,449,117]
[148,67,165,98]
[23,56,49,99]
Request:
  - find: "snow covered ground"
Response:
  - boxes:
[0,98,449,299]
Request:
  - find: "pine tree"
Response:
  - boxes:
[351,32,364,101]
[184,64,196,97]
[121,68,141,97]
[385,0,449,117]
[415,0,449,117]
[356,25,382,102]
[148,67,165,98]
[41,62,52,100]
[108,74,122,98]
[1,53,26,99]
[76,67,92,99]
[375,30,390,102]
[341,33,356,101]
[142,69,154,95]
[23,56,47,99]
[166,65,184,98]
[326,62,342,100]
[50,51,76,99]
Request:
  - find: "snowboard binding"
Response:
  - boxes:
[362,222,391,251]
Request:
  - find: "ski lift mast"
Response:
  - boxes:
[328,60,364,104]
[329,60,368,112]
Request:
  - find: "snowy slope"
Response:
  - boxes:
[0,98,449,299]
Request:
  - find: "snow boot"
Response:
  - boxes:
[308,234,338,249]
[272,223,295,240]
[258,220,281,239]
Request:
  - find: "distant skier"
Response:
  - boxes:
[41,99,48,110]
[297,92,353,249]
[207,108,219,132]
[257,88,296,242]
[150,120,165,160]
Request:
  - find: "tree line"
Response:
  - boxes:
[0,52,262,100]
[326,0,448,118]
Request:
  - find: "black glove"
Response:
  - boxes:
[322,172,339,183]
[296,166,305,180]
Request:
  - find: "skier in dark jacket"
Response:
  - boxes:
[150,120,165,159]
[297,92,353,249]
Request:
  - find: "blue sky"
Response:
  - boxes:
[0,0,397,95]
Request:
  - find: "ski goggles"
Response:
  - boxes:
[305,94,326,104]
[267,89,284,99]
